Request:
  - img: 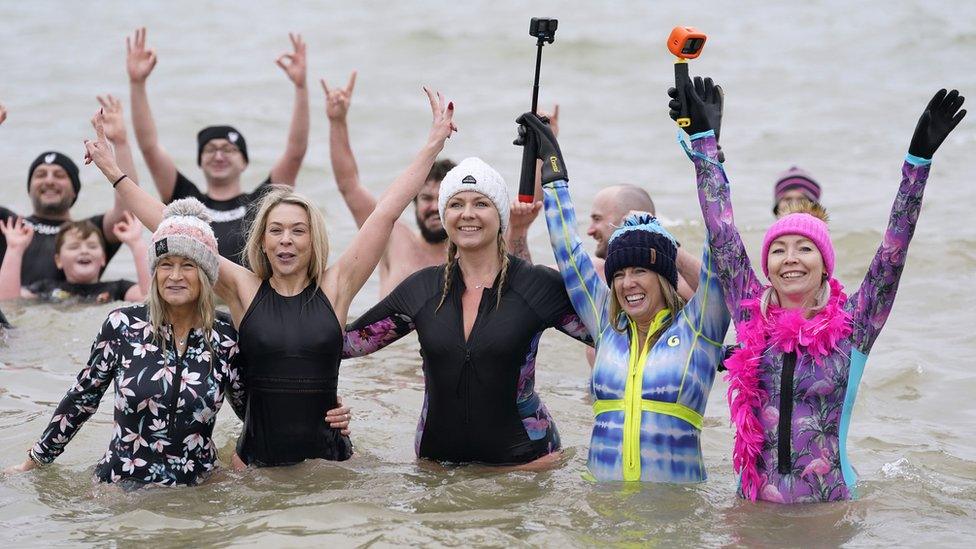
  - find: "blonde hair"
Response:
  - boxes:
[245,186,329,282]
[146,260,216,370]
[436,232,510,313]
[609,273,686,338]
[777,198,830,222]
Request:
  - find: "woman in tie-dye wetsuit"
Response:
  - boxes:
[516,113,731,482]
[670,79,966,502]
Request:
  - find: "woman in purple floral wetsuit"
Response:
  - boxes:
[669,79,966,503]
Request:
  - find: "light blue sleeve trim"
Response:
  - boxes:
[690,129,715,141]
[838,348,868,499]
[905,153,932,167]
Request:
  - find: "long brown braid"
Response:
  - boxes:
[435,233,510,313]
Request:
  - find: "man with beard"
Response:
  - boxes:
[0,151,129,286]
[323,72,456,296]
[126,28,310,264]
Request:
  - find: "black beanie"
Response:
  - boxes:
[604,214,679,289]
[28,151,81,206]
[197,126,248,166]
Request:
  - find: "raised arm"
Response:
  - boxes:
[269,33,309,186]
[669,77,762,320]
[517,112,608,340]
[0,218,33,300]
[111,212,151,301]
[323,71,378,227]
[84,111,253,314]
[126,27,178,202]
[850,89,966,353]
[323,87,455,325]
[97,95,139,243]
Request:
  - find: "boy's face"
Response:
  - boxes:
[55,229,106,284]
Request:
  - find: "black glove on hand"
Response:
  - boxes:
[516,112,567,184]
[668,76,723,139]
[908,88,966,159]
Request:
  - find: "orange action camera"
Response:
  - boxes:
[667,26,707,59]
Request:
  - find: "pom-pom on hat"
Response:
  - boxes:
[761,212,834,279]
[197,125,248,166]
[28,151,81,205]
[150,198,220,283]
[437,157,510,232]
[604,214,679,289]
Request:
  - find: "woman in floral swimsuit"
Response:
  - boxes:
[7,198,243,487]
[669,78,966,502]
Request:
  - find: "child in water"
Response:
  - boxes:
[0,212,149,303]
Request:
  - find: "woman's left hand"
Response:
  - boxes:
[84,110,124,182]
[909,88,966,159]
[424,86,456,148]
[325,395,352,436]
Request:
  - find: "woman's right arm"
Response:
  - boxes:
[6,315,120,471]
[342,272,421,359]
[670,78,762,318]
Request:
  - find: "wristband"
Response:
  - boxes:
[112,174,128,188]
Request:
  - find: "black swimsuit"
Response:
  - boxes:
[236,280,353,466]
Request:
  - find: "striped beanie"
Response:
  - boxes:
[604,214,679,289]
[773,166,821,214]
[151,198,220,283]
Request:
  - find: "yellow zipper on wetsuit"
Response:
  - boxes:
[621,309,670,481]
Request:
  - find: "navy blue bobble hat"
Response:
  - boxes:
[604,214,679,289]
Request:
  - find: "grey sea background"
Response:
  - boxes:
[1,0,975,546]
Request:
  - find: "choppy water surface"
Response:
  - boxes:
[2,1,975,546]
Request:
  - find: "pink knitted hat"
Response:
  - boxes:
[150,198,220,283]
[761,213,834,278]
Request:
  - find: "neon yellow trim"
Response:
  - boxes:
[593,399,703,431]
[551,188,604,341]
[619,309,670,481]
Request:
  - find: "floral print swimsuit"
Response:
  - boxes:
[30,304,244,486]
[688,132,931,502]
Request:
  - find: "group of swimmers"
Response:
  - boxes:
[0,27,967,504]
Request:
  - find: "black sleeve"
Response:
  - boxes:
[87,214,123,265]
[112,279,137,301]
[515,260,594,346]
[170,172,205,203]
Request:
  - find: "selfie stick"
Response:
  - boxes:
[517,18,557,203]
[667,27,707,129]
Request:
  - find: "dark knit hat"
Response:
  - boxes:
[197,125,248,166]
[604,214,679,289]
[773,166,821,214]
[28,152,81,205]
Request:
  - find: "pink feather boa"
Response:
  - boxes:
[724,277,852,500]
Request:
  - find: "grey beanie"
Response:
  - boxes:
[150,198,220,284]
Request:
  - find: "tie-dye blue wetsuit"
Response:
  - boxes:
[543,180,731,482]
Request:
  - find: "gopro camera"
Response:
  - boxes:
[530,17,558,43]
[667,26,707,59]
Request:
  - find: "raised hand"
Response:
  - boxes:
[909,89,967,159]
[515,112,566,184]
[536,103,560,138]
[509,200,543,231]
[0,217,34,251]
[668,76,723,139]
[276,33,307,88]
[112,211,144,245]
[97,95,127,144]
[84,110,123,181]
[321,71,357,121]
[424,86,457,147]
[126,27,157,84]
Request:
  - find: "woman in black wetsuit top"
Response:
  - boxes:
[84,87,457,466]
[344,157,592,467]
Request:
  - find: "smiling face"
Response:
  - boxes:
[444,191,500,251]
[200,138,247,183]
[767,234,825,306]
[29,164,75,216]
[55,229,106,284]
[612,266,664,327]
[155,255,202,307]
[415,179,447,243]
[263,202,312,277]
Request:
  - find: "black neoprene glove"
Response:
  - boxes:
[516,112,568,184]
[908,89,966,159]
[668,76,723,139]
